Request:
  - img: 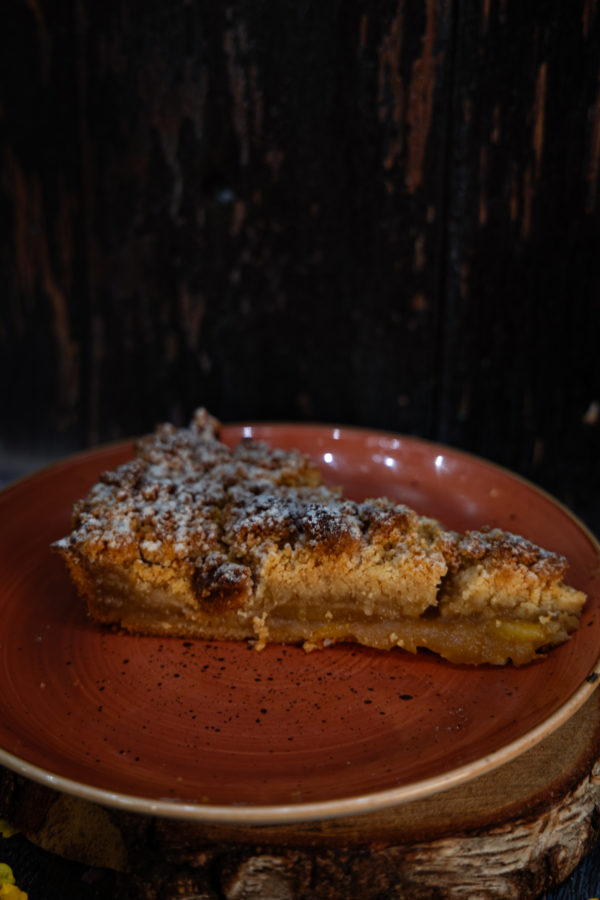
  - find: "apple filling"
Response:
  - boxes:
[258,602,577,666]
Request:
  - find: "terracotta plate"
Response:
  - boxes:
[0,424,599,824]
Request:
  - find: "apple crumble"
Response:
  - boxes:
[53,409,586,666]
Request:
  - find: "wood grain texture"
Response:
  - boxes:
[0,0,448,437]
[439,0,600,533]
[1,688,600,899]
[1,0,85,454]
[68,0,455,442]
[2,0,599,532]
[1,5,600,892]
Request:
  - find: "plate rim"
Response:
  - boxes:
[1,421,599,825]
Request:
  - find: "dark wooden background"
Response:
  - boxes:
[2,0,600,536]
[1,3,600,897]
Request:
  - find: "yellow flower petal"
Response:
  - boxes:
[0,884,28,899]
[0,865,15,886]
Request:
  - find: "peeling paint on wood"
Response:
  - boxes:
[224,20,252,168]
[2,0,600,547]
[532,61,547,180]
[5,148,79,427]
[378,0,404,170]
[405,0,437,193]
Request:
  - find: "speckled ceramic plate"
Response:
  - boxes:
[0,424,599,824]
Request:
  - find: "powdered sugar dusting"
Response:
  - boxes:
[55,409,568,585]
[57,409,391,568]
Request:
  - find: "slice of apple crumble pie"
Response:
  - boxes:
[53,409,586,666]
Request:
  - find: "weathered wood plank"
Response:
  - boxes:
[438,0,600,532]
[0,0,85,455]
[71,0,454,442]
[1,687,600,899]
[2,8,600,888]
[2,1,599,538]
[1,0,455,447]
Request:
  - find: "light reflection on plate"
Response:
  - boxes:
[0,423,598,824]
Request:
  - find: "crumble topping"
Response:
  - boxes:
[53,408,587,665]
[456,528,568,579]
[56,408,443,597]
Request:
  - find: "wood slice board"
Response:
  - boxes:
[1,688,600,899]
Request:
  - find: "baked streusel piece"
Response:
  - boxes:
[53,409,586,666]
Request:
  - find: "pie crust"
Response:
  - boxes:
[53,410,586,666]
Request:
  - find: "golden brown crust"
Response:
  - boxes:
[454,527,568,579]
[53,409,587,666]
